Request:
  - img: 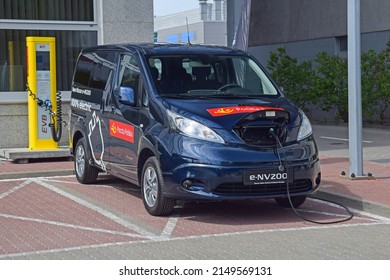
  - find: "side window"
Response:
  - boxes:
[90,52,116,91]
[73,54,94,87]
[73,52,116,91]
[118,54,140,94]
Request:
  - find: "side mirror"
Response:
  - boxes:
[118,86,135,106]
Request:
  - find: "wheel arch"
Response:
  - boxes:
[72,130,84,155]
[70,117,89,156]
[137,147,156,183]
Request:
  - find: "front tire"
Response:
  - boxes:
[275,195,307,208]
[141,157,175,216]
[74,138,99,184]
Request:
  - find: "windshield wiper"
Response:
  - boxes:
[185,90,261,99]
[160,94,193,99]
[161,93,213,99]
[207,94,261,99]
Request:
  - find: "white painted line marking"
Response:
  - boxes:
[348,208,390,224]
[297,208,376,222]
[320,136,373,144]
[0,179,31,200]
[45,177,140,192]
[33,178,161,241]
[161,216,179,238]
[0,213,144,239]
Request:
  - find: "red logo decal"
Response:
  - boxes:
[110,120,134,143]
[207,106,284,117]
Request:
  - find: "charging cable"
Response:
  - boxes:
[27,84,66,142]
[269,127,354,224]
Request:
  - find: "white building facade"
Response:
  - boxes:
[154,0,227,45]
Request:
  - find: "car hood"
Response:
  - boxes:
[164,97,300,129]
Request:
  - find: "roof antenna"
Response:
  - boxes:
[186,17,191,45]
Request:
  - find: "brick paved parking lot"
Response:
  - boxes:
[0,174,384,259]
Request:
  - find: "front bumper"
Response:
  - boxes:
[158,135,321,200]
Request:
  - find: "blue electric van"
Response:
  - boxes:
[69,43,321,216]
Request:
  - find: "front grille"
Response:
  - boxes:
[213,179,312,196]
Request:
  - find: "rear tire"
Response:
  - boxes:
[275,195,307,208]
[74,138,99,184]
[141,156,175,216]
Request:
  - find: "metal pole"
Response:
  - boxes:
[347,0,363,177]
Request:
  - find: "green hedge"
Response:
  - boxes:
[267,38,390,123]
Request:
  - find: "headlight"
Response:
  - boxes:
[167,110,225,144]
[297,111,313,141]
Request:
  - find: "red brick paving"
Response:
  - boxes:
[0,180,137,233]
[0,156,389,258]
[0,217,141,256]
[58,178,172,233]
[320,156,390,206]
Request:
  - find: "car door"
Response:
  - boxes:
[108,53,142,182]
[80,51,116,172]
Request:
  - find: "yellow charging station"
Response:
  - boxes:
[26,37,58,150]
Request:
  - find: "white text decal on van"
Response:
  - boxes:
[72,86,91,96]
[71,98,92,112]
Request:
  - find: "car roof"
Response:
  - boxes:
[81,43,248,57]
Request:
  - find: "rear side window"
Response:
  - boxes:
[73,54,93,87]
[73,51,116,90]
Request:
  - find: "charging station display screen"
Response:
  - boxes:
[36,51,50,71]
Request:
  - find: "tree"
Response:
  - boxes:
[362,39,390,123]
[313,52,348,122]
[362,49,380,117]
[267,39,390,124]
[267,47,316,112]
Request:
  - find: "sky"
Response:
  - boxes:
[153,0,200,16]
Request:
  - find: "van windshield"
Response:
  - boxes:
[147,55,279,99]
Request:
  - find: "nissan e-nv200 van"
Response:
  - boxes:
[69,43,321,216]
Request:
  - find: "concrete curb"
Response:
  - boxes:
[0,148,71,164]
[0,169,74,180]
[315,190,390,219]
